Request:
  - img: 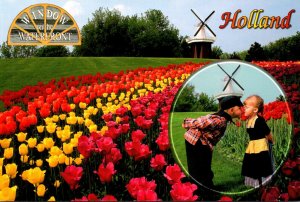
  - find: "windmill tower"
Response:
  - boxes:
[186,9,216,58]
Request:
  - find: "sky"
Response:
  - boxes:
[0,0,299,53]
[176,61,284,104]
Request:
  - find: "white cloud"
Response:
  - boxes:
[113,4,131,15]
[63,0,83,17]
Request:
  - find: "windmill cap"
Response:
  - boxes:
[218,96,243,110]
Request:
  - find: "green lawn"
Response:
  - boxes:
[0,57,212,94]
[169,112,252,195]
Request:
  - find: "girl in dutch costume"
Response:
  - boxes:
[242,95,274,187]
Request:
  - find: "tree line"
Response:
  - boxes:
[0,7,299,60]
[174,85,218,112]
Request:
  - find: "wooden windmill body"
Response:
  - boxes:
[187,10,216,58]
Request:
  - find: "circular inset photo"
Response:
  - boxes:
[169,60,293,195]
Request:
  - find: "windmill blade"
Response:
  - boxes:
[191,9,205,23]
[204,10,215,22]
[231,65,241,76]
[223,77,232,91]
[232,78,245,91]
[218,64,244,91]
[217,64,231,77]
[204,24,217,37]
[194,27,201,36]
[223,65,241,91]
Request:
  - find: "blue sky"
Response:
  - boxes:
[0,0,299,53]
[177,61,284,104]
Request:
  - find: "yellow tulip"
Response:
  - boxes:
[27,138,37,148]
[46,123,56,134]
[29,160,35,166]
[46,156,59,168]
[61,132,72,143]
[116,117,121,123]
[44,118,53,126]
[92,108,98,115]
[96,98,101,103]
[36,159,43,167]
[0,138,12,149]
[100,126,108,136]
[37,125,44,133]
[36,184,47,197]
[58,153,66,164]
[74,131,83,139]
[26,167,46,186]
[63,143,73,155]
[65,157,73,166]
[77,117,84,124]
[88,124,97,133]
[15,132,27,142]
[70,138,78,147]
[70,104,76,110]
[74,157,82,165]
[52,115,59,122]
[54,180,61,188]
[66,116,77,125]
[108,97,112,102]
[0,186,17,201]
[84,119,93,127]
[84,112,90,119]
[20,155,29,163]
[42,138,55,149]
[56,130,63,139]
[0,174,10,190]
[4,147,14,159]
[36,143,45,152]
[103,93,108,98]
[5,163,18,179]
[48,196,56,201]
[59,114,66,120]
[79,102,87,109]
[97,103,103,108]
[19,143,28,155]
[0,158,4,166]
[49,146,62,156]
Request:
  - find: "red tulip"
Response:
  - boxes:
[94,162,116,184]
[60,165,83,190]
[96,136,116,154]
[219,196,233,201]
[261,186,280,201]
[136,189,160,201]
[164,164,185,185]
[104,148,122,164]
[150,154,167,171]
[101,195,117,201]
[288,181,300,200]
[156,131,170,151]
[170,182,198,201]
[78,136,95,158]
[131,130,146,142]
[126,177,157,199]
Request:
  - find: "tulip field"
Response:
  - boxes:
[0,60,299,201]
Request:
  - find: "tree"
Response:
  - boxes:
[174,85,198,112]
[35,46,69,57]
[174,85,218,112]
[211,46,223,59]
[74,8,181,57]
[1,42,12,58]
[245,42,267,61]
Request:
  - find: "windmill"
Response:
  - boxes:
[186,9,216,58]
[215,64,244,100]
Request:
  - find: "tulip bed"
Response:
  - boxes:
[0,61,299,201]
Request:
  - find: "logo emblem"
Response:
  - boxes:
[7,3,81,46]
